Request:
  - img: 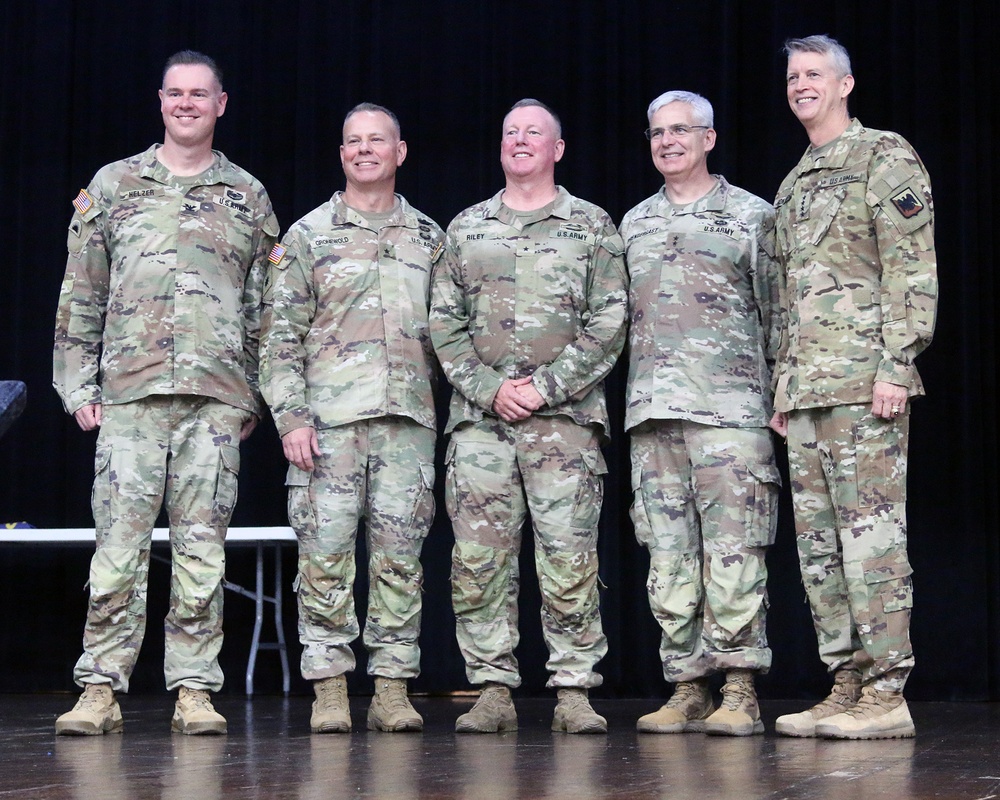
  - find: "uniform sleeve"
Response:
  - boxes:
[52,181,109,415]
[428,230,506,411]
[868,142,937,388]
[752,207,782,371]
[260,232,317,436]
[241,189,279,417]
[530,220,629,406]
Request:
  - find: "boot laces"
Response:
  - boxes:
[475,684,510,712]
[182,688,214,711]
[721,682,751,711]
[379,680,410,712]
[666,681,701,709]
[77,685,111,711]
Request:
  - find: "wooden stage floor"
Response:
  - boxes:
[1,695,998,799]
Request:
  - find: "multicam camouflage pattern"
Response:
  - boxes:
[774,121,935,693]
[772,120,937,411]
[621,176,781,431]
[785,405,913,693]
[53,144,279,417]
[74,396,248,692]
[630,420,778,680]
[260,192,444,436]
[446,416,608,688]
[429,187,628,437]
[287,418,435,680]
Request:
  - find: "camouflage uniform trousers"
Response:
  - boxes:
[75,395,247,693]
[630,420,779,681]
[445,414,609,689]
[286,416,435,680]
[786,404,914,692]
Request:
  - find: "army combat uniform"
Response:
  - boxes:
[261,192,444,681]
[773,120,937,693]
[53,144,279,693]
[621,176,782,681]
[429,187,628,689]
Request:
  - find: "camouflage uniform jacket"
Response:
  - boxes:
[261,192,445,436]
[772,119,937,411]
[430,186,628,437]
[53,144,279,417]
[621,176,780,431]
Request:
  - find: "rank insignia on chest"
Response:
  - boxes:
[890,187,924,219]
[72,189,93,215]
[268,243,287,265]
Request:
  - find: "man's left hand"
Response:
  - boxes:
[872,381,908,420]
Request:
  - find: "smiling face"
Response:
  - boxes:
[158,64,227,150]
[648,101,715,185]
[786,50,854,144]
[340,110,406,189]
[499,104,564,182]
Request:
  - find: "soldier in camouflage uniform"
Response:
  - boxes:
[52,51,279,736]
[622,91,781,738]
[770,35,937,740]
[430,99,628,734]
[261,103,443,734]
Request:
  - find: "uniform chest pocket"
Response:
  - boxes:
[808,187,847,246]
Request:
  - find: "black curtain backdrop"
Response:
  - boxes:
[1,1,995,701]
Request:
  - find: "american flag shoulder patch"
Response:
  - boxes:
[268,243,287,265]
[72,189,93,215]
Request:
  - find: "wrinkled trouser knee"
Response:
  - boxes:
[446,416,609,689]
[75,396,243,693]
[787,406,914,692]
[630,421,778,680]
[288,419,434,680]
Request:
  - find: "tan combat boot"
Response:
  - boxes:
[455,683,518,733]
[55,684,123,735]
[367,677,423,732]
[311,675,351,733]
[775,668,862,737]
[171,687,227,735]
[814,684,915,739]
[636,677,715,733]
[551,687,607,734]
[703,669,763,736]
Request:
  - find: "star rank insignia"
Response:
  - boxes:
[268,243,287,265]
[890,187,924,219]
[72,189,93,215]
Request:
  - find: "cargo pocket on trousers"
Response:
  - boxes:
[854,415,904,507]
[91,445,113,534]
[443,437,459,522]
[212,444,241,526]
[285,464,317,542]
[744,461,781,547]
[406,461,437,537]
[862,551,913,657]
[629,459,655,548]
[572,447,607,531]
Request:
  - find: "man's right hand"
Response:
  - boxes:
[282,426,321,471]
[769,411,788,438]
[492,377,538,423]
[73,403,102,431]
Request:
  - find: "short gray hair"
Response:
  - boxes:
[784,35,852,79]
[505,98,562,138]
[646,90,714,128]
[344,102,401,139]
